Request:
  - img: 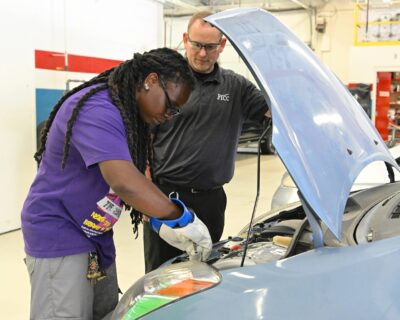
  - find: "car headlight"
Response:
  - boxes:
[111,261,221,319]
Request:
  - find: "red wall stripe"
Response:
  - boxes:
[69,54,123,73]
[35,50,66,71]
[35,49,123,73]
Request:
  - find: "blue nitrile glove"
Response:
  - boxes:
[149,198,212,261]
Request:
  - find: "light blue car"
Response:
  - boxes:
[112,8,400,320]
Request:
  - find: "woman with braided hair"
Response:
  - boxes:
[21,47,212,320]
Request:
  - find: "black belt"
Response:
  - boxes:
[156,179,222,194]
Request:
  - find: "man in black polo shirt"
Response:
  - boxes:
[143,11,270,272]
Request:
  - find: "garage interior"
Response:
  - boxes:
[1,0,399,318]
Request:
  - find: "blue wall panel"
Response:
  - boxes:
[35,88,64,125]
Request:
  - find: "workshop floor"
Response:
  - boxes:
[0,153,286,319]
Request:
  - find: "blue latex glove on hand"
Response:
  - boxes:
[149,198,212,261]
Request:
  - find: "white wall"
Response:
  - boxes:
[349,47,400,82]
[312,0,354,83]
[0,0,163,234]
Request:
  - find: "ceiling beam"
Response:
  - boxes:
[288,0,309,9]
[163,0,199,10]
[164,1,308,17]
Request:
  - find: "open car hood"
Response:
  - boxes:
[206,8,400,239]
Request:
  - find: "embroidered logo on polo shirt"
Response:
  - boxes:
[217,93,230,102]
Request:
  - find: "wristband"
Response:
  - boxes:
[149,198,194,233]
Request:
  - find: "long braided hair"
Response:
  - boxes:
[34,47,195,236]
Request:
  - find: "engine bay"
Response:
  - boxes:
[168,182,400,271]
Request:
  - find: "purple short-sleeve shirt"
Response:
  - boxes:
[21,85,132,268]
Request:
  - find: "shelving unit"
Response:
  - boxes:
[390,76,400,108]
[354,0,400,46]
[376,72,400,141]
[389,74,400,143]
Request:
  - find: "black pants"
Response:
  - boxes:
[143,183,227,273]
